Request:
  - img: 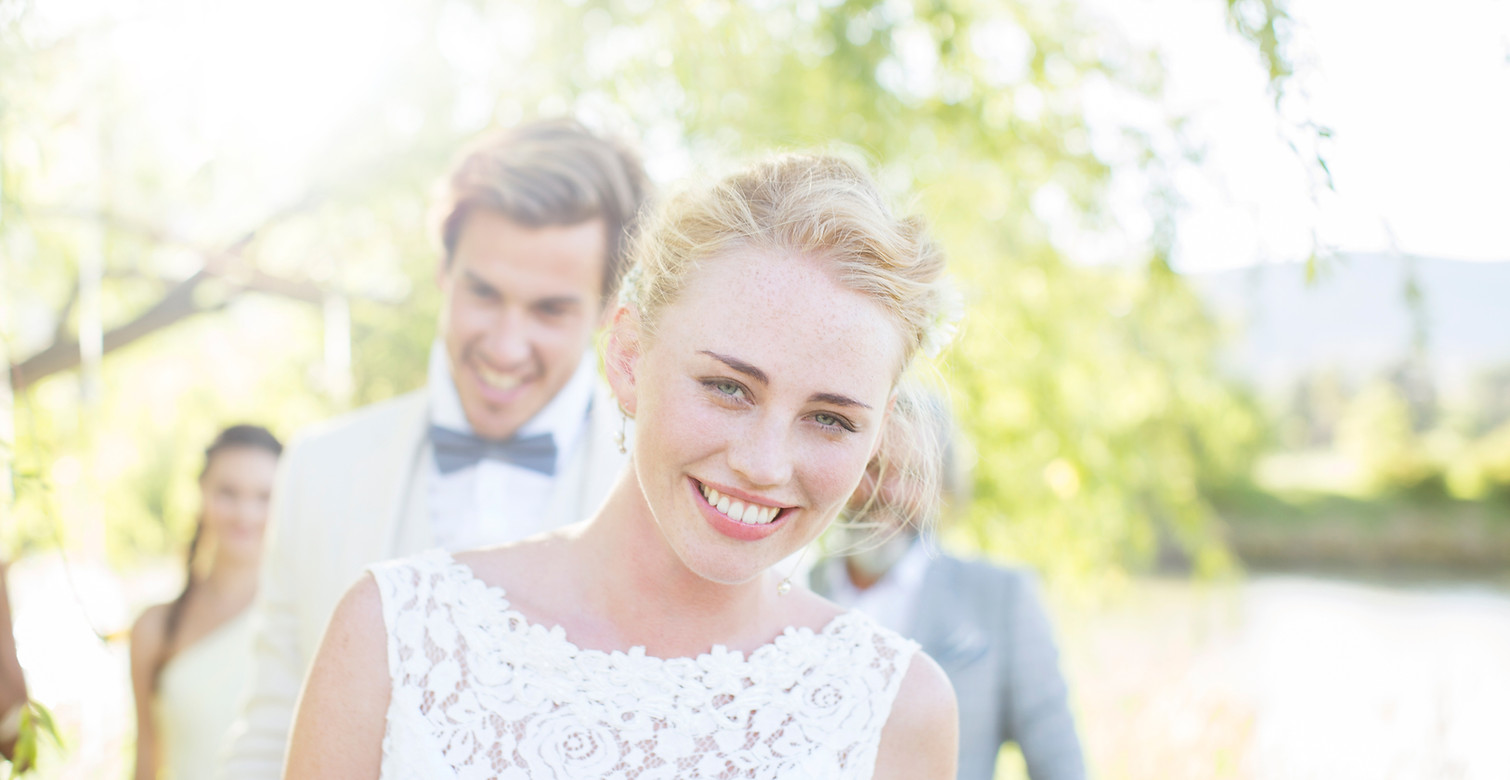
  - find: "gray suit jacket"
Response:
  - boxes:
[812,554,1086,780]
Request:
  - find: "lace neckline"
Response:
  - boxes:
[427,548,863,667]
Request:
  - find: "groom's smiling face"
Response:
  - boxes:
[437,208,608,440]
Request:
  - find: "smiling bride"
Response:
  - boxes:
[284,152,961,780]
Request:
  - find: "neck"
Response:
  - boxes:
[844,558,885,591]
[575,470,777,657]
[199,551,260,601]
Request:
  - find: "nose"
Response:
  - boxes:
[236,498,268,531]
[726,414,793,489]
[481,306,532,368]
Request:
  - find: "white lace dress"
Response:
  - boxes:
[369,549,919,780]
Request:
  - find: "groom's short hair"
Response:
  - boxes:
[434,118,651,299]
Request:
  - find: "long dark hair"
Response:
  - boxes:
[156,424,281,685]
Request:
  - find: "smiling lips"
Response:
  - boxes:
[698,482,784,525]
[476,363,526,392]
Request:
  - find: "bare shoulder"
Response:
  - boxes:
[285,574,388,779]
[873,650,959,780]
[327,573,386,646]
[129,602,172,662]
[891,650,958,733]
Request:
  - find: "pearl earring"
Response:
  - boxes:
[614,402,631,455]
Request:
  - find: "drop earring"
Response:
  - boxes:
[614,402,631,455]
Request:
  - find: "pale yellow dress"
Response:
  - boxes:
[152,611,253,780]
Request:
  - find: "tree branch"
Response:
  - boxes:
[52,278,81,343]
[9,269,217,393]
[8,176,409,393]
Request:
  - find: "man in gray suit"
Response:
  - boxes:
[811,387,1086,780]
[221,119,651,779]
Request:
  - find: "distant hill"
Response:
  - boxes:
[1184,255,1510,395]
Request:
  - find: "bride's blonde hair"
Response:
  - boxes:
[619,153,954,370]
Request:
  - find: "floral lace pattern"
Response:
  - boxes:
[370,549,918,780]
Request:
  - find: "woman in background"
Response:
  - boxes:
[129,425,281,780]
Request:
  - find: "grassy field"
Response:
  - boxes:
[1214,486,1510,572]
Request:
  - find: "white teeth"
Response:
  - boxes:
[698,482,781,525]
[477,366,523,392]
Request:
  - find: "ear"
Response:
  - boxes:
[603,304,643,416]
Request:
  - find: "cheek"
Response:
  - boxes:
[638,380,729,465]
[797,439,874,512]
[205,495,234,526]
[538,316,591,349]
[444,298,488,339]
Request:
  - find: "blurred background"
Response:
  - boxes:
[1,0,1506,777]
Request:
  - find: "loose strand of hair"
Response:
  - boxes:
[153,519,202,689]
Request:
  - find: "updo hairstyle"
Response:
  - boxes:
[620,154,951,370]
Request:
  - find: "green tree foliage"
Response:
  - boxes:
[3,0,1274,577]
[1336,381,1435,494]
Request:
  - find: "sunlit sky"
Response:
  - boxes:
[1091,0,1510,270]
[25,0,1510,271]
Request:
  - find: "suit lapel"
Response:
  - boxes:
[910,556,990,672]
[908,556,950,651]
[363,392,434,559]
[541,380,628,530]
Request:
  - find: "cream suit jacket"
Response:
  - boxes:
[218,384,628,779]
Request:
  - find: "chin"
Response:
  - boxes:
[675,538,789,588]
[221,540,263,563]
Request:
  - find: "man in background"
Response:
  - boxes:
[811,386,1086,780]
[221,118,651,779]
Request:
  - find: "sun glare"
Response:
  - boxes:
[68,0,422,209]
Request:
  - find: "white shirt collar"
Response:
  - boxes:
[426,341,596,451]
[850,536,933,592]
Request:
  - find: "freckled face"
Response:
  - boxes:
[612,250,906,585]
[200,447,279,563]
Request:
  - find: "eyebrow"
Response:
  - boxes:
[462,269,499,294]
[464,270,583,308]
[809,392,872,409]
[699,350,873,410]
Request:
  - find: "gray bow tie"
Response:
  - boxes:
[428,425,557,476]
